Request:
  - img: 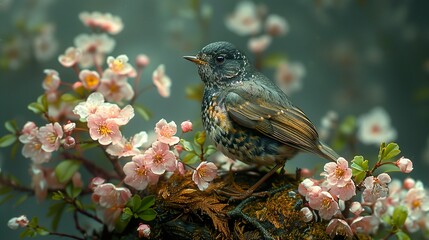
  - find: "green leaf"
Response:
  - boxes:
[0,134,16,147]
[194,131,206,146]
[203,145,217,158]
[78,142,98,150]
[138,208,157,221]
[180,139,194,152]
[51,191,64,201]
[351,156,369,184]
[37,94,48,110]
[121,207,133,221]
[134,104,152,121]
[0,193,14,205]
[0,186,11,195]
[378,142,401,162]
[10,141,20,159]
[60,93,78,102]
[55,160,81,183]
[392,205,408,227]
[138,195,155,212]
[27,102,45,114]
[339,115,356,135]
[5,120,17,133]
[395,231,410,240]
[47,202,66,231]
[261,53,287,68]
[20,228,34,238]
[182,152,199,165]
[36,227,49,236]
[65,183,82,199]
[128,195,142,212]
[14,194,28,207]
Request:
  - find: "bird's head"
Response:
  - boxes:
[184,41,249,88]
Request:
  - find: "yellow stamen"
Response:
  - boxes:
[112,59,124,72]
[98,125,113,136]
[85,75,100,89]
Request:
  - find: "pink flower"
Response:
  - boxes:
[33,31,58,62]
[192,161,218,191]
[123,155,160,190]
[350,216,379,235]
[357,107,397,145]
[74,33,115,68]
[300,207,313,222]
[63,136,76,149]
[142,141,177,175]
[180,120,193,133]
[326,219,353,239]
[404,187,429,215]
[403,178,415,189]
[265,14,289,36]
[308,191,339,220]
[329,179,356,201]
[362,173,391,203]
[79,11,123,35]
[106,131,148,158]
[90,177,106,190]
[152,64,172,98]
[137,223,151,238]
[396,156,413,173]
[30,166,70,201]
[155,119,180,145]
[248,35,271,54]
[298,178,318,199]
[97,69,134,103]
[73,92,105,121]
[87,114,122,145]
[94,103,135,125]
[21,126,52,164]
[42,69,60,92]
[58,47,81,67]
[79,69,100,90]
[177,162,186,175]
[275,61,305,95]
[349,202,364,216]
[7,215,29,230]
[225,1,261,36]
[107,54,134,75]
[37,122,63,152]
[323,157,352,187]
[19,121,38,143]
[136,54,150,68]
[63,121,76,134]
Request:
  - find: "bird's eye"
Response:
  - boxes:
[215,55,225,64]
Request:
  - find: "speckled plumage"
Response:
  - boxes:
[185,41,339,168]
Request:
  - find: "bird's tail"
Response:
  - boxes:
[317,141,340,162]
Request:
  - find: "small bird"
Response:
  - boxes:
[184,41,339,198]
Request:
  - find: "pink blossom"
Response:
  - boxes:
[42,69,60,92]
[275,61,305,95]
[177,161,186,175]
[97,69,134,103]
[349,202,364,216]
[308,191,339,220]
[298,178,318,199]
[142,141,177,175]
[152,64,172,98]
[7,215,29,230]
[265,14,289,37]
[31,166,69,201]
[37,122,63,152]
[154,118,180,145]
[58,47,81,67]
[192,161,218,191]
[94,103,134,125]
[21,128,52,164]
[106,131,148,158]
[396,156,413,173]
[73,92,105,121]
[74,33,115,68]
[137,223,151,238]
[33,31,58,62]
[62,136,76,149]
[90,177,106,190]
[63,121,76,134]
[79,69,100,90]
[362,173,391,203]
[323,157,352,187]
[357,107,397,145]
[300,207,313,222]
[107,54,134,75]
[19,121,38,143]
[403,178,415,189]
[225,1,261,36]
[248,35,271,54]
[123,155,160,190]
[326,219,353,239]
[181,120,193,133]
[136,54,150,68]
[87,114,122,145]
[350,216,379,235]
[404,187,429,216]
[329,179,356,201]
[79,11,123,35]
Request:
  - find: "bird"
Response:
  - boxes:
[184,41,339,199]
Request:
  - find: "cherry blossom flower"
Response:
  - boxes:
[63,136,76,149]
[33,32,58,62]
[37,122,63,152]
[58,47,81,67]
[362,173,391,203]
[192,161,218,191]
[123,155,159,190]
[92,183,131,231]
[300,207,314,222]
[74,33,115,68]
[21,128,52,164]
[152,64,172,98]
[248,35,272,54]
[136,54,150,68]
[396,156,413,173]
[106,131,148,158]
[7,215,29,230]
[19,121,38,143]
[94,103,135,125]
[73,92,105,121]
[404,186,429,219]
[350,216,379,235]
[403,178,415,190]
[329,179,356,201]
[2,36,30,70]
[349,202,364,216]
[79,69,100,90]
[79,11,123,35]
[137,223,151,238]
[275,61,305,95]
[265,14,289,36]
[225,1,261,36]
[298,178,318,199]
[63,121,76,134]
[357,107,397,145]
[181,120,193,133]
[97,69,134,103]
[308,191,339,220]
[142,141,177,175]
[322,157,352,187]
[154,119,180,145]
[177,161,186,175]
[90,177,106,190]
[43,69,61,102]
[88,115,122,145]
[326,219,353,239]
[107,54,134,75]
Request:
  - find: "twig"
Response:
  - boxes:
[62,152,118,180]
[48,231,84,240]
[73,210,86,236]
[99,145,125,180]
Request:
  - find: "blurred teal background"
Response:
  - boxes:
[0,0,428,239]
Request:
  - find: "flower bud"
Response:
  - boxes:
[349,202,363,216]
[300,207,313,222]
[181,120,193,133]
[137,223,151,238]
[63,121,76,134]
[8,215,29,230]
[89,177,106,190]
[136,54,150,68]
[62,136,76,149]
[396,157,413,173]
[403,177,415,189]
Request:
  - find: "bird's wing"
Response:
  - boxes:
[224,87,319,153]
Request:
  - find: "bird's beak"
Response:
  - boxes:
[183,55,207,65]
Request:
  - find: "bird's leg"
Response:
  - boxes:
[220,163,284,200]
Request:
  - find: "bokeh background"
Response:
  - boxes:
[0,0,428,239]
